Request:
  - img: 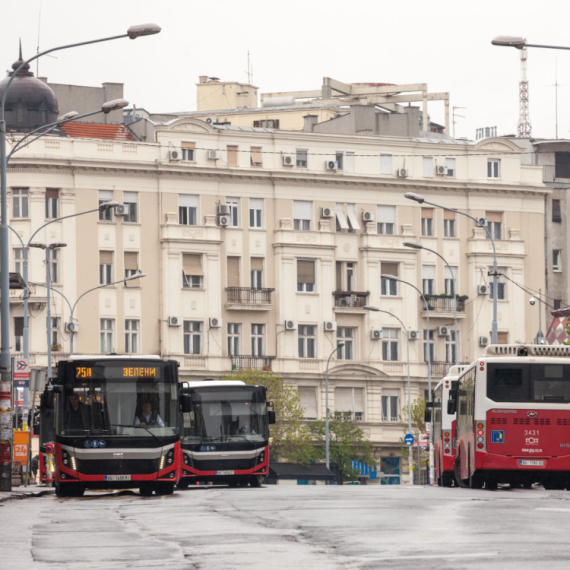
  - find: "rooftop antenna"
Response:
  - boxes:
[36,0,43,76]
[245,51,253,85]
[518,47,532,138]
[549,58,566,139]
[452,106,466,139]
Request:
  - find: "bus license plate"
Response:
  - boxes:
[216,470,235,475]
[520,460,544,467]
[105,475,131,481]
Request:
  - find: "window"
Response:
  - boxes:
[228,323,240,356]
[346,204,360,233]
[14,248,23,275]
[182,254,203,288]
[179,195,198,226]
[555,299,563,310]
[98,190,113,221]
[486,211,502,240]
[422,265,435,295]
[497,331,508,344]
[293,201,312,230]
[335,261,356,292]
[227,256,240,288]
[298,325,316,358]
[489,268,506,300]
[45,189,59,219]
[184,321,202,355]
[421,208,434,236]
[249,198,263,228]
[226,197,240,227]
[251,324,265,356]
[337,328,354,360]
[99,251,113,285]
[445,331,457,364]
[553,249,562,272]
[335,203,349,232]
[382,328,399,361]
[297,259,315,292]
[335,387,364,420]
[298,387,318,420]
[487,159,500,179]
[381,262,398,296]
[423,157,433,177]
[51,318,60,348]
[335,151,344,171]
[296,148,308,168]
[100,319,114,354]
[380,154,392,175]
[345,151,354,173]
[553,199,562,223]
[445,157,455,177]
[346,262,355,291]
[555,152,570,179]
[227,145,238,167]
[251,258,264,289]
[382,390,400,422]
[12,188,29,218]
[181,141,195,162]
[443,209,456,237]
[14,317,23,352]
[124,252,139,280]
[49,248,60,284]
[444,266,457,296]
[125,319,139,354]
[250,146,263,167]
[423,329,435,362]
[377,206,395,235]
[253,119,279,129]
[123,192,138,223]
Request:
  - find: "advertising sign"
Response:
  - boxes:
[13,430,30,466]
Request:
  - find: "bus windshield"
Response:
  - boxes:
[487,363,570,403]
[182,388,268,443]
[58,361,179,437]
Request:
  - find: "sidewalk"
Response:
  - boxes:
[0,483,55,503]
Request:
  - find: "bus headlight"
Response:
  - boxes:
[258,451,265,464]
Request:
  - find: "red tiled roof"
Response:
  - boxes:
[59,122,136,141]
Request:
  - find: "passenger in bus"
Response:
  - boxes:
[65,393,91,431]
[134,401,165,428]
[238,417,256,434]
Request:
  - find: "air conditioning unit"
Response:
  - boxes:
[218,204,230,215]
[114,204,129,217]
[477,217,487,227]
[438,326,449,337]
[321,207,335,218]
[168,149,181,161]
[479,336,489,347]
[362,211,375,222]
[370,329,382,340]
[207,149,220,160]
[397,168,408,178]
[324,321,337,332]
[218,215,230,227]
[65,322,79,333]
[435,165,446,175]
[209,317,222,328]
[478,284,489,295]
[408,330,419,340]
[168,316,182,327]
[325,160,337,171]
[285,320,297,331]
[282,155,294,166]
[205,117,218,125]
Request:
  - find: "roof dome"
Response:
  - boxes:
[0,47,58,132]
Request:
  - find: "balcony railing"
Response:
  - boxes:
[430,361,453,377]
[333,291,369,308]
[422,295,466,313]
[231,355,275,371]
[226,287,274,305]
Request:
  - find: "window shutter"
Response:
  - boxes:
[181,141,195,150]
[298,387,317,419]
[421,208,434,219]
[250,146,263,166]
[377,205,395,223]
[486,211,503,223]
[444,266,457,280]
[227,145,238,166]
[99,190,113,201]
[347,204,360,230]
[179,194,198,207]
[45,188,59,199]
[335,387,353,412]
[227,257,240,287]
[497,332,508,344]
[422,157,432,177]
[353,388,364,414]
[443,209,456,220]
[124,191,137,203]
[250,198,263,210]
[422,265,435,279]
[335,261,342,290]
[293,201,312,220]
[183,254,203,276]
[553,200,562,222]
[380,154,392,174]
[124,252,138,271]
[381,262,398,277]
[251,257,264,271]
[335,203,349,229]
[297,260,315,284]
[99,251,113,264]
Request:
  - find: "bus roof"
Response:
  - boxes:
[482,344,570,359]
[65,354,162,361]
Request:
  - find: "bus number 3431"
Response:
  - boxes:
[524,430,540,436]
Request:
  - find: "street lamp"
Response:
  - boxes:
[380,274,434,485]
[325,341,345,473]
[492,36,570,51]
[404,192,499,345]
[364,305,414,485]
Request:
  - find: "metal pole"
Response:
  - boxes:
[45,248,52,379]
[325,343,343,473]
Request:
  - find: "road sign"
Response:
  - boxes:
[13,358,29,387]
[404,433,414,446]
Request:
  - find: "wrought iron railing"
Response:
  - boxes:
[333,291,369,308]
[429,361,453,377]
[226,287,274,305]
[422,295,466,313]
[230,355,275,371]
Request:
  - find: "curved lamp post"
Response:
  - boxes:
[325,341,345,473]
[492,36,570,51]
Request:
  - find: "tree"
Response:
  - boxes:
[399,398,429,477]
[307,411,374,484]
[224,369,315,464]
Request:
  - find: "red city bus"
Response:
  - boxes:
[450,344,570,490]
[432,365,467,487]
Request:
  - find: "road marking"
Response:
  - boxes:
[373,552,498,561]
[536,507,570,512]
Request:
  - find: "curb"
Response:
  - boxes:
[0,488,55,503]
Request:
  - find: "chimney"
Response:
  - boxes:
[304,114,319,132]
[199,76,208,84]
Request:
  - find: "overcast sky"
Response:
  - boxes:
[3,0,570,140]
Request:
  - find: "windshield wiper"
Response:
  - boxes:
[231,435,258,449]
[111,424,165,446]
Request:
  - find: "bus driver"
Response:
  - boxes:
[134,400,165,428]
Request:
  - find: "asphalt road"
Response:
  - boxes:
[2,484,570,569]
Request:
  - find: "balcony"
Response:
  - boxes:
[430,361,453,377]
[231,355,275,371]
[422,295,467,316]
[225,287,274,311]
[333,291,369,312]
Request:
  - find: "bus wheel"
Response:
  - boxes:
[485,480,498,490]
[454,457,468,488]
[67,485,85,497]
[442,473,454,487]
[470,473,484,489]
[155,483,175,496]
[140,487,153,496]
[55,483,68,498]
[437,476,442,487]
[250,475,263,488]
[177,479,189,490]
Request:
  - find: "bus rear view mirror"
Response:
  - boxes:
[447,399,457,415]
[424,408,432,422]
[268,410,276,425]
[181,394,192,413]
[451,380,459,391]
